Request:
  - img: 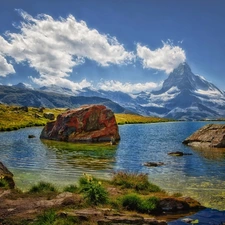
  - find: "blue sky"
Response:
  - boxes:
[0,0,225,93]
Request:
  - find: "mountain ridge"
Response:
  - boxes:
[1,62,225,120]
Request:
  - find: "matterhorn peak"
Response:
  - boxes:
[172,62,192,76]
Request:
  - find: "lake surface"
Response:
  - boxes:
[1,121,225,210]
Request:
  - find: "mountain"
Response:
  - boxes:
[139,62,225,120]
[0,85,130,114]
[1,62,224,120]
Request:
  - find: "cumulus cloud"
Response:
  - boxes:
[0,55,15,77]
[30,76,92,92]
[98,80,160,93]
[0,9,134,82]
[137,41,186,74]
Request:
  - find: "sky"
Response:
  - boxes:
[0,0,225,93]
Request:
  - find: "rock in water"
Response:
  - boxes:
[40,105,120,143]
[0,162,15,189]
[183,124,225,148]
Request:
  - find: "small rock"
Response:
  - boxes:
[143,162,165,167]
[19,106,28,112]
[43,112,55,120]
[28,135,35,138]
[34,113,42,118]
[181,218,194,223]
[168,151,192,156]
[38,107,45,113]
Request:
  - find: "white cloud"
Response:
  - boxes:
[0,9,134,80]
[0,55,15,77]
[137,41,186,74]
[30,76,91,92]
[98,80,160,93]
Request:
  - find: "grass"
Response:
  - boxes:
[121,193,159,213]
[0,104,65,131]
[63,184,78,193]
[115,113,173,125]
[28,181,57,194]
[0,104,172,132]
[111,172,161,192]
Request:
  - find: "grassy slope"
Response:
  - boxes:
[0,104,65,131]
[115,113,172,125]
[0,104,172,131]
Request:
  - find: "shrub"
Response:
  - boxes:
[112,172,161,192]
[138,196,159,213]
[79,174,108,205]
[28,182,57,194]
[63,184,78,193]
[121,194,159,213]
[0,177,9,188]
[34,209,56,225]
[121,193,142,211]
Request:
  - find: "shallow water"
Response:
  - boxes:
[1,121,225,210]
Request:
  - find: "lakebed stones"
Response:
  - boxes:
[183,124,225,148]
[0,162,15,189]
[40,105,120,143]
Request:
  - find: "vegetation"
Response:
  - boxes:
[0,104,172,131]
[28,181,57,194]
[112,172,161,192]
[79,174,108,205]
[63,184,78,193]
[0,104,65,131]
[115,113,172,125]
[0,177,9,188]
[121,193,159,213]
[0,172,203,225]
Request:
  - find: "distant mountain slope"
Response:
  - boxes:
[0,85,131,114]
[142,62,225,120]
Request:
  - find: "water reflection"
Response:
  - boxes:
[41,139,117,170]
[191,146,225,161]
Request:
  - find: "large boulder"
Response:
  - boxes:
[40,105,120,143]
[183,124,225,148]
[0,162,15,189]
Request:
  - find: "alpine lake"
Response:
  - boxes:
[1,121,225,210]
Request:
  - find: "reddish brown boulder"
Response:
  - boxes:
[40,105,120,143]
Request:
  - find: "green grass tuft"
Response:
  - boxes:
[112,172,161,192]
[63,184,78,193]
[121,194,159,213]
[0,178,9,188]
[28,182,57,194]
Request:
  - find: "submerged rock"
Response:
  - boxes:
[0,162,15,189]
[40,105,120,143]
[143,162,165,167]
[183,124,225,148]
[168,151,192,156]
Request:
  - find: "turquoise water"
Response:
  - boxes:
[1,121,225,209]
